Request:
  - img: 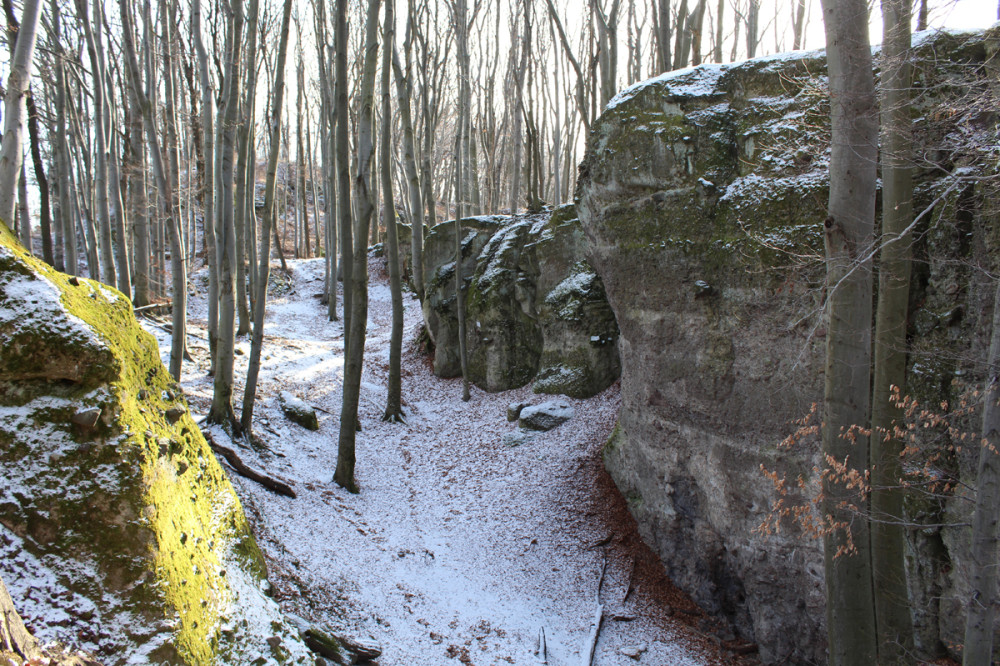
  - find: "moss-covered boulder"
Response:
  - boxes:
[0,224,311,664]
[578,27,1000,665]
[421,206,620,397]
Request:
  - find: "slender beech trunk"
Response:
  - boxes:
[335,0,382,493]
[192,0,219,367]
[52,0,77,275]
[870,0,915,660]
[76,0,116,287]
[392,37,424,299]
[241,0,294,437]
[382,0,404,422]
[16,165,30,249]
[819,0,878,662]
[209,0,245,431]
[120,0,185,380]
[963,282,1000,664]
[127,87,150,306]
[0,0,41,231]
[453,0,471,402]
[336,0,353,335]
[235,0,260,336]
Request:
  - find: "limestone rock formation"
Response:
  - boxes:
[421,206,620,398]
[578,27,999,664]
[279,391,319,431]
[0,224,311,664]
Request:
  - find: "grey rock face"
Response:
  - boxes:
[279,391,319,431]
[578,28,999,665]
[518,400,575,431]
[421,206,620,397]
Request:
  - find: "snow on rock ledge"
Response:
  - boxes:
[0,224,311,664]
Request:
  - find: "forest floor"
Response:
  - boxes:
[143,254,752,666]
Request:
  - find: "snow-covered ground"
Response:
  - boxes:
[144,255,738,666]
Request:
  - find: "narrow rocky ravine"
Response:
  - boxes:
[145,255,747,665]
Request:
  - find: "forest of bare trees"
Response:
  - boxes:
[2,0,996,662]
[0,0,843,488]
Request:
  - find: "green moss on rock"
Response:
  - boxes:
[0,223,309,664]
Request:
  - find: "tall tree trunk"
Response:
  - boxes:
[336,0,354,339]
[235,0,260,337]
[241,0,294,437]
[209,0,245,431]
[0,0,41,231]
[335,0,382,493]
[382,0,404,422]
[963,283,1000,664]
[75,0,116,288]
[192,0,219,368]
[870,0,915,660]
[52,0,78,276]
[453,0,472,402]
[391,38,424,298]
[792,0,807,50]
[120,0,186,380]
[127,86,150,306]
[819,0,878,662]
[713,0,724,62]
[16,164,30,250]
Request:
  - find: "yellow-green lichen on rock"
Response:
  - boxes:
[0,222,311,664]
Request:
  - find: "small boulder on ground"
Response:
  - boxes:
[279,391,319,431]
[507,401,529,422]
[518,400,574,431]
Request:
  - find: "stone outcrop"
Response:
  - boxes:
[279,391,319,431]
[578,28,1000,664]
[421,206,620,398]
[0,224,311,664]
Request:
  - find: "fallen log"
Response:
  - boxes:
[205,433,297,498]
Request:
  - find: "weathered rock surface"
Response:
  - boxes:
[279,390,320,431]
[578,28,1000,664]
[518,400,575,431]
[422,207,620,397]
[0,225,311,664]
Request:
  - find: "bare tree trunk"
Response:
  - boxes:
[818,0,878,661]
[336,0,354,340]
[235,0,260,337]
[75,0,116,288]
[119,0,186,380]
[209,0,244,432]
[792,0,807,50]
[192,0,219,368]
[746,0,760,58]
[713,0,724,61]
[963,282,1000,664]
[335,0,382,493]
[16,164,30,250]
[0,0,41,231]
[870,0,915,660]
[241,0,294,437]
[392,21,424,298]
[382,0,404,422]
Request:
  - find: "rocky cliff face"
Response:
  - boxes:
[578,28,999,664]
[0,225,311,664]
[421,206,619,398]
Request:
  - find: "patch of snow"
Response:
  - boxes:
[606,63,728,112]
[139,254,717,666]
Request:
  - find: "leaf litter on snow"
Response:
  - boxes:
[143,255,739,666]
